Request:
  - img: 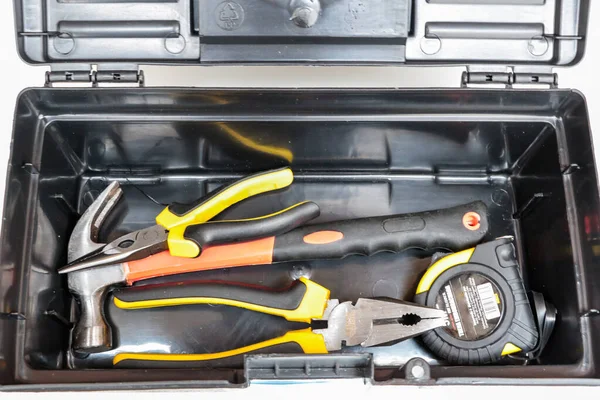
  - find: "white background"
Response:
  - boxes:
[1,0,600,398]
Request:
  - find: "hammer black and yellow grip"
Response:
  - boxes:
[155,167,294,257]
[176,201,320,258]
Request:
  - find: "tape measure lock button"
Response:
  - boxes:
[496,243,518,268]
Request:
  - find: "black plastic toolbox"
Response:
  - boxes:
[2,0,599,390]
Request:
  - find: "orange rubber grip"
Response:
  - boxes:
[123,237,275,284]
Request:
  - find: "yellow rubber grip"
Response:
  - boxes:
[113,277,330,324]
[113,328,328,366]
[166,201,311,259]
[156,167,294,258]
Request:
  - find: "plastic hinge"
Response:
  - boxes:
[513,73,558,87]
[45,70,92,86]
[461,70,558,89]
[244,354,374,381]
[95,70,144,87]
[45,69,144,87]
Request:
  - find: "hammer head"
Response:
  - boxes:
[66,182,126,353]
[68,264,126,353]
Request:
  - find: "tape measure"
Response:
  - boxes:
[414,237,550,365]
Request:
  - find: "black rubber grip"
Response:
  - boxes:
[273,201,489,262]
[113,279,309,311]
[183,201,320,252]
[114,342,304,369]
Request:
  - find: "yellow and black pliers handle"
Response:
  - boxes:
[111,277,331,367]
[155,167,320,258]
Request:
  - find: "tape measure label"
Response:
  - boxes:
[435,273,504,341]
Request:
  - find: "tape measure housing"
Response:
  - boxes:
[414,238,539,365]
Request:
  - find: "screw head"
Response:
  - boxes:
[290,6,319,28]
[411,365,425,379]
[528,36,549,57]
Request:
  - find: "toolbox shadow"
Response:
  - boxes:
[1,88,599,385]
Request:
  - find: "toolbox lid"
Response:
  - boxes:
[13,1,589,71]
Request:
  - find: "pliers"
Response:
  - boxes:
[110,278,448,367]
[61,167,320,273]
[60,172,489,286]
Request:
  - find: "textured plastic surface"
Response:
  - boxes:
[1,88,599,388]
[245,353,373,381]
[13,0,588,66]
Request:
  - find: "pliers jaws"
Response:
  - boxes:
[315,298,448,351]
[61,225,169,274]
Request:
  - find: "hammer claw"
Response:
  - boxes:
[67,182,123,264]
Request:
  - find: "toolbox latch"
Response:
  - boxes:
[45,65,144,87]
[461,66,558,89]
[244,354,374,382]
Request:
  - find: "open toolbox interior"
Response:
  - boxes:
[2,0,599,391]
[0,88,598,387]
